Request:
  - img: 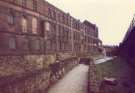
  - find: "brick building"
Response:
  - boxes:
[0,0,102,93]
[0,0,102,56]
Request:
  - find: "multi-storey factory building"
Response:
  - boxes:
[0,0,103,93]
[0,0,102,56]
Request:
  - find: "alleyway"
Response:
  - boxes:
[47,64,89,93]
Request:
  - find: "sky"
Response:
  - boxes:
[46,0,135,45]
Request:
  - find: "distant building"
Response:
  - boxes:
[103,45,118,56]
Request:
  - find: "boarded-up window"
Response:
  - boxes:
[22,17,27,33]
[32,17,37,34]
[30,39,40,50]
[34,40,40,50]
[45,22,50,31]
[9,37,16,49]
[7,14,14,25]
[46,40,51,50]
[17,37,29,51]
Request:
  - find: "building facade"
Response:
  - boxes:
[0,0,102,93]
[0,0,102,56]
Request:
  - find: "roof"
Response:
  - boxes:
[83,20,96,29]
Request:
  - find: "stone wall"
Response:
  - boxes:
[88,59,100,93]
[0,69,51,93]
[0,54,79,93]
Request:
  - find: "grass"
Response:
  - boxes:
[96,57,133,93]
[96,57,126,80]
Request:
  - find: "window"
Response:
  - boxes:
[13,0,21,5]
[59,41,62,50]
[46,41,51,50]
[48,8,51,17]
[49,9,55,19]
[31,39,40,50]
[33,0,37,11]
[32,17,38,34]
[53,10,56,20]
[7,14,14,25]
[34,40,40,50]
[45,22,50,31]
[40,20,45,37]
[58,25,61,36]
[22,0,27,7]
[18,37,29,50]
[9,37,16,49]
[22,17,27,33]
[52,23,56,32]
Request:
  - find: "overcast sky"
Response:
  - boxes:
[46,0,135,45]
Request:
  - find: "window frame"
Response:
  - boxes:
[33,0,37,11]
[22,0,27,7]
[32,17,38,34]
[8,37,16,50]
[7,14,15,25]
[21,16,28,33]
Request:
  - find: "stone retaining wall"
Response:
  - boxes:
[0,55,79,93]
[88,60,100,93]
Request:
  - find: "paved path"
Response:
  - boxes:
[94,56,115,64]
[47,64,89,93]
